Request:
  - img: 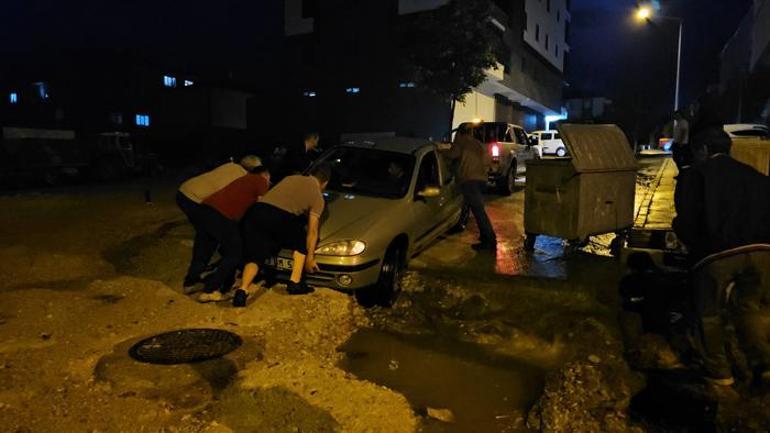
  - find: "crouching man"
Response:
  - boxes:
[234,163,331,306]
[673,127,770,387]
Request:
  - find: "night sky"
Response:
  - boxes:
[568,0,753,115]
[1,0,754,122]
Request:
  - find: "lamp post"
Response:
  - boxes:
[636,5,684,112]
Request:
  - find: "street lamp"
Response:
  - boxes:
[634,4,684,112]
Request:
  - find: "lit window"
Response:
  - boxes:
[9,92,18,104]
[184,80,194,87]
[346,87,360,94]
[163,75,177,88]
[399,82,416,88]
[135,114,150,127]
[303,90,317,97]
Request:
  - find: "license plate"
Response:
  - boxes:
[274,257,293,270]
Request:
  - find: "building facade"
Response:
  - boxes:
[276,0,569,141]
[1,54,254,163]
[720,0,770,124]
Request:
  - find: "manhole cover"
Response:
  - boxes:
[129,329,242,365]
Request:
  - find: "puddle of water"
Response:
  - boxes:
[339,329,544,433]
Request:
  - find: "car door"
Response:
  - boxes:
[411,150,445,253]
[540,132,553,153]
[513,127,535,173]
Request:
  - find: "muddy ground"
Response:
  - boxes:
[1,159,765,433]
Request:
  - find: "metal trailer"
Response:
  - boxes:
[731,137,770,176]
[523,124,638,254]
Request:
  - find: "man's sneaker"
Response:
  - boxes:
[183,280,205,295]
[197,291,231,303]
[471,242,497,252]
[286,280,314,295]
[232,289,248,307]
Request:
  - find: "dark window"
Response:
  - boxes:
[555,44,559,57]
[513,128,528,145]
[535,24,540,41]
[302,0,318,18]
[523,12,528,30]
[547,0,551,12]
[557,10,560,22]
[565,20,570,43]
[545,34,549,50]
[416,151,440,192]
[521,56,526,72]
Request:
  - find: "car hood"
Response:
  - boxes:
[319,191,397,242]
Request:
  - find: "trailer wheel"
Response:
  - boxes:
[524,233,537,251]
[610,231,628,257]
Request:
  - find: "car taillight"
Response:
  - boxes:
[491,144,500,158]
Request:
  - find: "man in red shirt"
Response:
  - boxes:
[196,166,271,302]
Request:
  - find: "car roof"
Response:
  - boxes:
[340,136,434,154]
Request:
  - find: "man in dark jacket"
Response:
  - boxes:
[673,128,770,263]
[442,124,497,251]
[672,127,770,386]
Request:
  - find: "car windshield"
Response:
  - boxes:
[313,146,415,198]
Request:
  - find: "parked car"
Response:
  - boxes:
[530,130,568,157]
[455,121,539,195]
[723,124,769,139]
[263,137,463,307]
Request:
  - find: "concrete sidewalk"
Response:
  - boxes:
[634,157,678,230]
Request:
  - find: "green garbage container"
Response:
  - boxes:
[524,124,638,252]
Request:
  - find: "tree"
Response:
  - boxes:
[399,0,499,133]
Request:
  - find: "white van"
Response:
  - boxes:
[530,130,568,157]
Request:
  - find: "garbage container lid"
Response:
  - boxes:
[557,124,637,173]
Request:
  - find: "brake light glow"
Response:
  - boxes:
[491,144,500,157]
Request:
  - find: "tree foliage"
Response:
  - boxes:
[399,0,499,104]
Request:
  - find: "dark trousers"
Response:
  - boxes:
[671,142,692,170]
[691,246,770,379]
[459,180,496,245]
[176,192,217,283]
[196,206,242,293]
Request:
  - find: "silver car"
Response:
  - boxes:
[264,137,463,306]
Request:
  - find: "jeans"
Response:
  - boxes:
[691,245,770,379]
[459,180,496,245]
[177,192,217,283]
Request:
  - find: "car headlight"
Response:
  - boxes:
[315,240,366,256]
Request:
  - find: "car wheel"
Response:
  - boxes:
[355,245,403,308]
[556,147,567,157]
[497,160,516,195]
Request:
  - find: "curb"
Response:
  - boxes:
[634,158,671,228]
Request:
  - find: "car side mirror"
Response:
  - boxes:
[417,185,441,199]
